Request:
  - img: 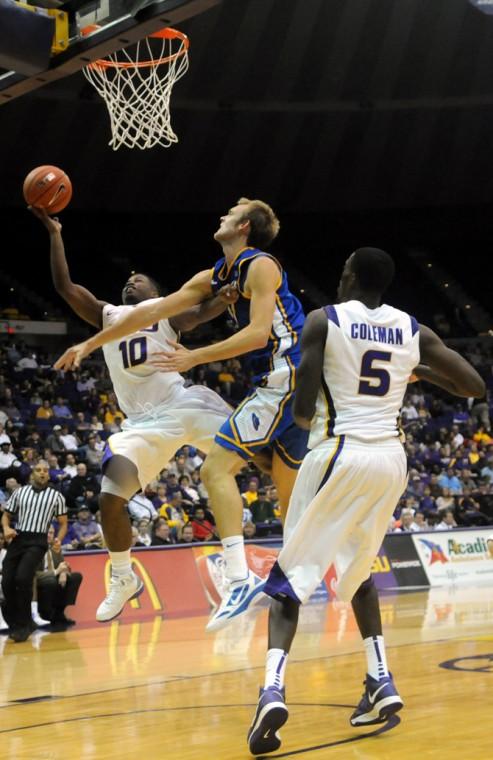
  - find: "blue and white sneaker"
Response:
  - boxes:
[248,686,288,756]
[350,673,403,726]
[206,571,265,632]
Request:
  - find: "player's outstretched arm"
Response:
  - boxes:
[54,270,213,370]
[417,325,485,398]
[29,206,107,328]
[149,257,278,373]
[170,283,239,333]
[292,309,328,430]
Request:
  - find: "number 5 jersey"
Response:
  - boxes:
[309,300,420,448]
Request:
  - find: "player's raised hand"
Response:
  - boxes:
[54,341,92,371]
[150,340,197,373]
[28,205,62,234]
[218,282,239,305]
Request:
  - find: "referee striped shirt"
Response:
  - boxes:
[4,485,67,533]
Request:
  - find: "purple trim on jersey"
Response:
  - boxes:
[102,443,114,470]
[321,375,337,437]
[324,304,340,327]
[264,560,302,604]
[316,435,345,494]
[410,315,419,336]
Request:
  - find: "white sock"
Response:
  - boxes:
[109,549,132,578]
[363,635,389,680]
[31,601,39,615]
[222,535,248,582]
[264,648,288,690]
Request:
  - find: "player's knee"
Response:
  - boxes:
[353,576,375,599]
[101,456,139,501]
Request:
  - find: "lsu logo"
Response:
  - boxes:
[252,413,260,431]
[419,539,449,565]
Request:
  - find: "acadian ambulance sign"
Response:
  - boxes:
[412,529,493,585]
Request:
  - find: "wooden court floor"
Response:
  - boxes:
[1,585,492,759]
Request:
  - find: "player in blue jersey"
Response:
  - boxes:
[55,198,309,630]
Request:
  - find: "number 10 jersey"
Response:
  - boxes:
[309,300,420,448]
[102,302,184,422]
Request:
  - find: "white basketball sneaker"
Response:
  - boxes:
[96,571,144,622]
[206,570,266,632]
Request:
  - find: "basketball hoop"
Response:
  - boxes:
[82,28,189,151]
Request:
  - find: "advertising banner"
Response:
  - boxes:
[412,528,493,586]
[382,533,430,589]
[66,546,210,625]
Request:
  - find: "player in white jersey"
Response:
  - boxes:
[247,247,485,756]
[32,208,235,621]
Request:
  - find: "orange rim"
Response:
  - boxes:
[85,27,189,70]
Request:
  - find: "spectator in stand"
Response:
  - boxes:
[480,458,493,483]
[436,510,457,530]
[401,397,419,421]
[52,396,73,420]
[179,475,199,508]
[102,402,124,430]
[164,493,189,531]
[436,487,455,514]
[135,519,152,547]
[73,412,91,436]
[178,523,197,544]
[59,425,79,453]
[127,491,158,523]
[450,425,464,449]
[419,487,436,515]
[437,468,463,494]
[36,525,83,626]
[0,390,21,422]
[16,353,38,371]
[413,513,429,531]
[66,463,100,513]
[250,488,277,524]
[242,496,253,526]
[76,371,97,396]
[152,484,169,512]
[243,521,257,539]
[473,426,493,446]
[36,399,54,420]
[168,453,194,479]
[456,492,492,527]
[400,510,419,532]
[470,391,491,432]
[191,469,209,501]
[83,434,104,473]
[45,426,67,456]
[180,445,204,472]
[190,506,218,542]
[48,454,69,487]
[388,516,401,533]
[70,505,103,549]
[63,453,78,480]
[0,422,10,446]
[89,414,103,433]
[0,442,22,485]
[241,477,259,506]
[166,473,182,498]
[151,519,175,546]
[24,430,43,455]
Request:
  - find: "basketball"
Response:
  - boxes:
[23,165,72,214]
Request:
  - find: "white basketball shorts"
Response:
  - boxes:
[264,434,408,603]
[103,385,232,490]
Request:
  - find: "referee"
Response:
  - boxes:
[1,460,68,642]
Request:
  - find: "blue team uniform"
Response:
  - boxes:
[210,247,308,468]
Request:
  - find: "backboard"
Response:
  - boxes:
[0,0,222,104]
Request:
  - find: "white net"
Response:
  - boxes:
[83,29,189,151]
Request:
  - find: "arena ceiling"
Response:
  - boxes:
[1,0,493,215]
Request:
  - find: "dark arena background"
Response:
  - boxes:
[0,2,493,759]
